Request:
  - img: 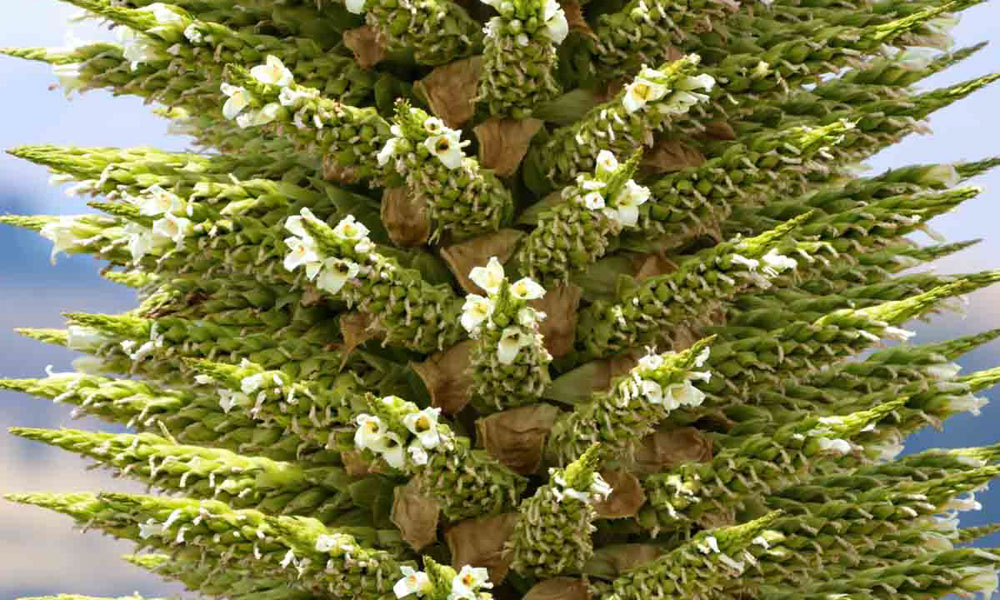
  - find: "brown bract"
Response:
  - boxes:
[530,283,581,359]
[392,478,442,551]
[476,403,561,474]
[445,513,519,583]
[411,340,476,414]
[415,56,484,129]
[339,312,383,364]
[381,186,431,247]
[523,578,592,600]
[593,470,647,518]
[585,544,664,578]
[632,426,713,474]
[343,25,387,69]
[641,139,707,175]
[474,118,545,177]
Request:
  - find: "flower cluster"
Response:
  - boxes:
[481,0,568,45]
[282,210,372,295]
[575,150,651,228]
[221,56,296,128]
[378,113,469,171]
[462,257,546,364]
[622,64,715,114]
[618,346,711,410]
[394,565,494,600]
[549,469,613,504]
[354,397,447,469]
[121,185,195,263]
[114,3,183,70]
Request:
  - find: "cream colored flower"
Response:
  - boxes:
[151,212,193,246]
[542,0,569,44]
[394,566,432,598]
[378,137,401,166]
[510,277,545,301]
[424,131,467,170]
[283,236,321,279]
[403,407,442,449]
[220,83,251,119]
[380,432,407,469]
[250,55,295,87]
[316,258,360,294]
[461,294,495,333]
[333,215,371,241]
[613,180,650,227]
[354,414,386,450]
[622,68,668,113]
[136,185,185,216]
[470,257,506,295]
[497,327,532,364]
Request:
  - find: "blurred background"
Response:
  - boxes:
[2,1,1000,598]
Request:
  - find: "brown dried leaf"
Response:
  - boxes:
[341,450,376,477]
[445,513,519,583]
[476,404,561,474]
[474,118,544,177]
[561,1,597,40]
[411,340,475,414]
[523,578,592,600]
[381,186,430,247]
[702,119,737,141]
[641,139,706,175]
[585,544,664,578]
[593,470,647,519]
[391,479,441,551]
[343,25,387,69]
[530,283,581,359]
[632,426,713,474]
[632,253,678,282]
[340,312,383,362]
[440,230,524,294]
[414,56,484,129]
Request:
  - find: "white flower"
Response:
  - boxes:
[816,437,853,456]
[346,0,367,13]
[948,394,989,416]
[595,150,619,175]
[408,444,429,466]
[52,63,84,95]
[883,326,916,341]
[250,55,294,87]
[664,380,706,408]
[959,567,999,599]
[517,307,543,327]
[283,236,321,278]
[927,362,962,380]
[394,566,432,598]
[136,185,184,216]
[639,379,664,404]
[378,137,401,166]
[425,131,467,170]
[694,346,711,367]
[333,215,370,241]
[470,257,506,295]
[761,249,797,276]
[589,473,614,501]
[278,86,319,107]
[613,180,651,227]
[580,191,606,210]
[316,258,360,294]
[125,223,156,263]
[403,407,442,449]
[461,294,495,333]
[510,277,546,301]
[138,2,183,23]
[579,177,607,191]
[183,24,203,44]
[40,217,80,263]
[217,389,248,413]
[453,566,492,596]
[138,520,165,539]
[677,73,716,92]
[67,325,105,351]
[151,212,193,246]
[354,414,386,450]
[423,117,445,134]
[115,27,160,69]
[622,69,668,113]
[284,208,317,237]
[542,0,569,43]
[637,353,663,371]
[497,327,532,364]
[380,432,407,469]
[240,373,265,394]
[315,534,345,553]
[697,535,720,554]
[729,254,759,271]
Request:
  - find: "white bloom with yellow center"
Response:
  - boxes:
[497,326,533,364]
[613,180,651,227]
[542,0,569,44]
[40,217,82,263]
[595,150,619,175]
[461,294,495,333]
[581,191,606,210]
[423,117,445,134]
[622,68,669,113]
[220,83,251,120]
[380,432,407,469]
[453,565,492,596]
[333,215,371,241]
[282,236,321,279]
[394,566,432,598]
[354,414,387,451]
[136,185,185,216]
[425,130,468,170]
[470,257,506,295]
[250,55,295,87]
[151,212,193,246]
[316,257,360,294]
[378,137,402,166]
[510,277,546,301]
[403,407,442,449]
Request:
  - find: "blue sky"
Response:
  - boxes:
[2,0,1000,597]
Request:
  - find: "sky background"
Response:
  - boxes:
[1,1,1000,598]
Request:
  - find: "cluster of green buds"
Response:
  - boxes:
[461,257,551,412]
[478,0,568,117]
[393,560,495,600]
[516,149,650,282]
[378,103,512,241]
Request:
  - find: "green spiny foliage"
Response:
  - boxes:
[3,0,1000,599]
